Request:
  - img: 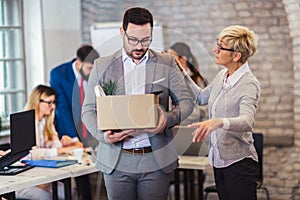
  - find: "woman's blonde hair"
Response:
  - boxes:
[25,85,56,142]
[218,25,258,63]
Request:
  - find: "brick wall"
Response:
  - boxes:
[282,1,300,200]
[81,0,300,199]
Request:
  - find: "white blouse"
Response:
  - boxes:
[35,118,62,158]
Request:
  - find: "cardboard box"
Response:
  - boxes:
[96,94,159,130]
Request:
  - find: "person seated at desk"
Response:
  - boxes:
[16,85,82,200]
[26,85,83,158]
[168,42,208,125]
[168,42,208,88]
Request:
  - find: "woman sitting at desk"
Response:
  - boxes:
[168,42,208,88]
[168,42,208,124]
[25,84,83,158]
[16,84,82,200]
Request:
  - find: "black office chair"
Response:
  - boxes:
[204,133,270,200]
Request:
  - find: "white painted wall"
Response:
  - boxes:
[41,0,82,83]
[23,0,45,93]
[23,0,82,94]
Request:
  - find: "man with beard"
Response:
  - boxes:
[50,44,99,200]
[50,45,99,145]
[82,7,193,200]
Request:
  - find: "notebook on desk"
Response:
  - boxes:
[0,110,36,175]
[21,159,78,168]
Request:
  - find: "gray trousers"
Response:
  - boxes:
[103,151,171,200]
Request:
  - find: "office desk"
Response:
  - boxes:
[52,162,99,200]
[0,166,71,199]
[61,161,99,177]
[0,162,99,200]
[179,155,209,170]
[173,156,209,200]
[0,156,206,200]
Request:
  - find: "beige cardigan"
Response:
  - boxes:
[185,67,260,161]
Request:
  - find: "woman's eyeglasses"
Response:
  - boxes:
[216,39,235,54]
[40,99,56,106]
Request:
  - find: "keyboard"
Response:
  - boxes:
[0,150,29,169]
[0,164,33,175]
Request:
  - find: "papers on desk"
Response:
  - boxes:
[21,159,78,168]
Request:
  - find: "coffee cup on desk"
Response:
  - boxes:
[72,148,84,163]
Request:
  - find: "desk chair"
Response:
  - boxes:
[204,133,270,200]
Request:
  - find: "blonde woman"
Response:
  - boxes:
[16,85,82,200]
[186,25,260,200]
[25,85,83,157]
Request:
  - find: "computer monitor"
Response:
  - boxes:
[0,109,36,169]
[172,126,208,156]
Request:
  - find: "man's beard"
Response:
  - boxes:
[128,48,148,60]
[79,67,89,81]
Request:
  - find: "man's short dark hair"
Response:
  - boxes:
[122,7,153,31]
[76,45,99,64]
